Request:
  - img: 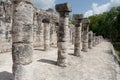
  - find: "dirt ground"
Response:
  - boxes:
[0,41,120,80]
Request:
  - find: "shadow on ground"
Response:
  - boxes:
[0,71,13,80]
[37,59,57,65]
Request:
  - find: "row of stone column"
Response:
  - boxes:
[33,8,59,49]
[11,1,104,80]
[56,3,104,67]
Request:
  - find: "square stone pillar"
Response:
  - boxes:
[55,3,72,67]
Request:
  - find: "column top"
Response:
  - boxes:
[55,3,72,12]
[73,14,83,20]
[82,18,90,24]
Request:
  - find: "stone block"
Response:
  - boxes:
[55,3,72,12]
[12,43,33,65]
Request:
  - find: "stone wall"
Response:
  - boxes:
[0,0,59,53]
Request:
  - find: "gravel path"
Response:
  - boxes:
[0,41,119,80]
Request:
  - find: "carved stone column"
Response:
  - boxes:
[55,3,72,67]
[88,31,93,49]
[73,14,83,57]
[42,18,50,51]
[93,33,96,47]
[12,0,34,80]
[33,12,38,47]
[0,1,7,53]
[82,19,90,52]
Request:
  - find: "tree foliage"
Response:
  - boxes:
[89,6,120,42]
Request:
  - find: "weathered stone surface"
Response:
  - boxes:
[4,0,13,23]
[55,3,72,12]
[12,24,33,43]
[74,26,82,56]
[12,43,33,65]
[13,64,33,80]
[13,2,33,25]
[12,0,33,80]
[57,42,68,67]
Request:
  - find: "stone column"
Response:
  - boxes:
[42,18,50,51]
[50,23,55,45]
[0,1,7,53]
[72,26,75,45]
[39,22,44,47]
[69,24,72,43]
[33,12,38,47]
[95,36,99,45]
[82,19,90,52]
[93,33,96,47]
[55,3,72,67]
[12,0,33,80]
[73,14,83,57]
[88,31,93,49]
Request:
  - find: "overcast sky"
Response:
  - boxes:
[33,0,120,17]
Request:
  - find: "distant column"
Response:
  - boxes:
[55,3,72,67]
[73,14,83,57]
[93,33,96,47]
[88,31,93,49]
[42,18,50,51]
[82,19,90,52]
[12,0,34,80]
